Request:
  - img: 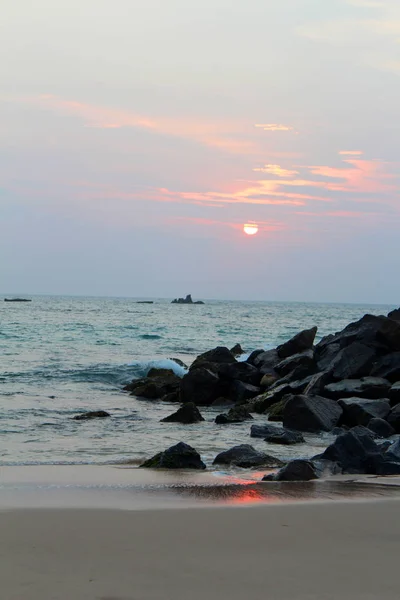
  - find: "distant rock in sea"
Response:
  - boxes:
[4,298,32,302]
[171,294,204,304]
[136,301,154,304]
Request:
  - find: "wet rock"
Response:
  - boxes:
[303,372,332,396]
[253,349,280,373]
[283,394,343,433]
[73,410,111,421]
[327,342,376,380]
[230,343,244,357]
[229,380,261,404]
[124,369,181,399]
[389,382,400,406]
[367,417,395,438]
[387,404,400,432]
[218,361,261,385]
[324,377,391,400]
[169,358,189,369]
[190,346,236,370]
[140,442,206,470]
[277,326,318,359]
[260,373,279,388]
[161,403,204,424]
[339,398,391,427]
[316,343,341,371]
[264,429,305,445]
[266,397,290,421]
[248,387,292,414]
[385,438,400,461]
[388,308,400,321]
[370,352,400,383]
[318,428,382,474]
[250,423,284,438]
[246,349,265,366]
[180,366,225,406]
[215,405,253,424]
[213,444,284,468]
[275,349,315,377]
[265,459,319,482]
[375,459,400,475]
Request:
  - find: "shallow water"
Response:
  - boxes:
[0,295,395,469]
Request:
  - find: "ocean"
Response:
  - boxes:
[0,296,396,472]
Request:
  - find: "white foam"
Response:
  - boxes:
[127,358,188,378]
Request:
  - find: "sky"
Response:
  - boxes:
[1,0,399,303]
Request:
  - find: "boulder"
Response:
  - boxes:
[218,361,261,385]
[339,398,391,427]
[73,410,110,421]
[388,308,400,321]
[253,349,280,373]
[318,428,382,474]
[327,342,376,380]
[161,403,205,424]
[140,442,206,470]
[229,381,261,404]
[370,352,400,383]
[266,397,290,421]
[264,429,305,445]
[324,377,391,400]
[230,343,245,357]
[246,349,264,366]
[190,347,236,370]
[389,382,400,406]
[213,444,284,469]
[367,417,395,438]
[303,372,332,396]
[283,394,343,433]
[215,405,253,425]
[264,459,318,482]
[260,373,279,388]
[180,367,225,406]
[275,349,315,377]
[124,369,180,399]
[316,343,341,371]
[248,386,293,414]
[375,460,400,475]
[277,326,318,359]
[387,405,400,433]
[250,423,284,438]
[385,438,400,461]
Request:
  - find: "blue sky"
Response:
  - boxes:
[1,0,399,302]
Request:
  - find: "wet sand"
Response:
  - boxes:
[1,499,400,600]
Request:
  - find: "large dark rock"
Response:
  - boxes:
[260,373,279,388]
[73,410,110,421]
[371,352,400,383]
[327,342,376,380]
[180,367,225,406]
[318,428,382,474]
[213,444,284,468]
[367,417,395,438]
[171,294,204,304]
[283,394,343,433]
[275,349,315,377]
[215,405,253,424]
[264,429,305,446]
[387,405,400,432]
[229,380,261,404]
[253,349,280,372]
[124,369,181,399]
[316,343,341,371]
[385,438,400,461]
[248,386,293,414]
[316,314,400,354]
[266,397,290,421]
[389,382,400,406]
[230,343,244,357]
[324,377,391,400]
[190,347,236,370]
[218,361,261,385]
[303,372,332,396]
[140,442,206,470]
[264,459,318,482]
[339,397,391,427]
[246,349,265,366]
[250,423,284,438]
[277,326,318,359]
[388,308,400,321]
[161,403,204,424]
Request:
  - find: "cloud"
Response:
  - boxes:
[339,150,364,156]
[255,123,295,132]
[253,164,299,177]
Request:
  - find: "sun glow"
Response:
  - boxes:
[243,223,259,236]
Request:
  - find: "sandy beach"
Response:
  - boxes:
[1,498,399,600]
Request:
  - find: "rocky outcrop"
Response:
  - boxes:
[215,405,253,424]
[338,397,391,427]
[73,410,111,421]
[230,343,244,357]
[388,308,400,321]
[282,394,343,432]
[250,423,304,444]
[180,366,226,406]
[371,352,400,383]
[325,342,376,380]
[124,369,181,400]
[190,346,236,370]
[277,326,318,359]
[161,403,205,424]
[171,294,204,304]
[317,427,383,474]
[213,444,284,468]
[264,459,319,482]
[140,442,206,469]
[324,377,391,400]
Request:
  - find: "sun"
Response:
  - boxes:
[243,223,259,236]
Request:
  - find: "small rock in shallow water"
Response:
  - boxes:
[161,403,204,424]
[140,442,206,470]
[264,459,319,482]
[73,410,111,421]
[213,444,284,468]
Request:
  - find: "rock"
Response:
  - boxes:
[260,373,279,388]
[385,438,400,461]
[371,353,400,383]
[140,442,206,470]
[190,346,236,370]
[266,397,290,421]
[282,394,343,433]
[275,349,315,377]
[318,428,382,474]
[161,403,204,424]
[124,369,180,399]
[316,343,341,371]
[253,349,280,372]
[73,410,111,421]
[367,417,395,438]
[327,342,376,380]
[387,404,400,432]
[303,372,332,396]
[230,343,244,357]
[388,308,400,321]
[277,326,318,359]
[246,349,264,366]
[229,381,261,404]
[211,397,233,407]
[375,459,400,475]
[264,429,305,445]
[389,382,400,406]
[169,358,189,369]
[215,405,253,424]
[218,361,261,385]
[180,366,225,406]
[171,294,204,304]
[339,398,391,427]
[248,387,291,414]
[250,423,283,438]
[265,459,318,482]
[324,377,391,400]
[213,444,284,468]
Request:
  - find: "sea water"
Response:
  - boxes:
[0,296,395,469]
